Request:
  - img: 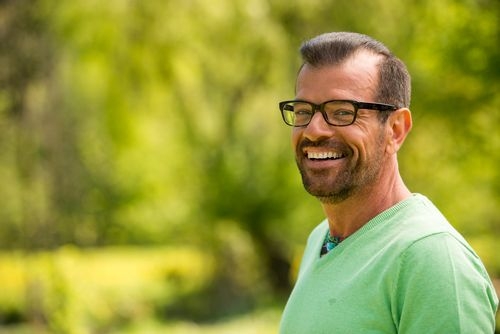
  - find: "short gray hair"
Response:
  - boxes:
[299,32,411,109]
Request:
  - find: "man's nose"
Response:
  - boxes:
[303,111,333,141]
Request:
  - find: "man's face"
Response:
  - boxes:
[292,53,391,203]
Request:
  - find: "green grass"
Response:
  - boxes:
[115,307,281,334]
[0,307,281,334]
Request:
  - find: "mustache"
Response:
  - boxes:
[298,138,348,151]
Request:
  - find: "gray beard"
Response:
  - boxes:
[316,191,351,204]
[298,166,354,204]
[297,145,385,205]
[296,126,387,205]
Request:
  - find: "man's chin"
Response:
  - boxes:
[316,193,349,204]
[304,185,351,204]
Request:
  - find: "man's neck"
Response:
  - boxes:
[321,172,411,239]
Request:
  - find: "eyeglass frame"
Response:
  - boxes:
[278,99,397,127]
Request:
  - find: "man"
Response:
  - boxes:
[278,32,498,333]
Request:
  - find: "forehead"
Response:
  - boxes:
[296,51,382,102]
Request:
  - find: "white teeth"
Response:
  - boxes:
[308,152,343,159]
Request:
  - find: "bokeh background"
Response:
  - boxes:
[0,0,499,333]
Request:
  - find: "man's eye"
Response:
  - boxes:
[295,109,312,116]
[332,109,354,116]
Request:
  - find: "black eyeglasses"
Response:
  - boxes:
[278,99,397,127]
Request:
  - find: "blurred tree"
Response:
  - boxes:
[0,0,57,248]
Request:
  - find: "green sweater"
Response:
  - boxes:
[280,194,498,333]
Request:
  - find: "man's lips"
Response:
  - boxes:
[298,139,350,164]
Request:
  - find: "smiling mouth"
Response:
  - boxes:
[306,151,346,160]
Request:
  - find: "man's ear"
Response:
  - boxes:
[386,108,412,155]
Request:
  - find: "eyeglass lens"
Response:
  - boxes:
[282,101,356,126]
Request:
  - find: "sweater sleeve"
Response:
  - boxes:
[392,232,498,334]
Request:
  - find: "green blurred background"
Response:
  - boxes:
[0,0,498,333]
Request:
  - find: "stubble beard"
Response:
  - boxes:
[297,160,365,204]
[296,135,386,205]
[297,163,353,204]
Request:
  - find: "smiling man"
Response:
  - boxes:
[278,32,498,333]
